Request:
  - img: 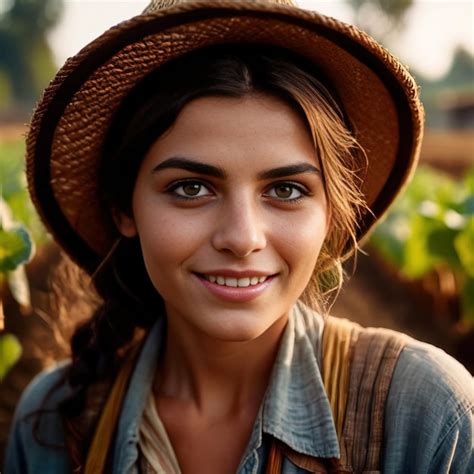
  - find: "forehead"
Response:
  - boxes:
[141,94,319,171]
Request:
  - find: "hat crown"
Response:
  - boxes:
[143,0,296,14]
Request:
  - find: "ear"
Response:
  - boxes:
[112,208,137,238]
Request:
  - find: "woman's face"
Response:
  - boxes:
[117,94,330,341]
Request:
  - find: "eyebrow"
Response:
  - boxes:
[151,157,321,179]
[152,157,226,178]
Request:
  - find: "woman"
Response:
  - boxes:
[5,1,473,473]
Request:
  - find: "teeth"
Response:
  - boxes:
[204,275,269,287]
[237,277,250,287]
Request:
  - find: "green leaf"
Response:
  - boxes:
[0,225,34,272]
[402,215,435,278]
[370,213,408,268]
[461,277,474,325]
[454,218,474,277]
[464,167,474,194]
[0,334,22,381]
[427,226,461,267]
[6,190,48,245]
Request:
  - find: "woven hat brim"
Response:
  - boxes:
[26,1,423,274]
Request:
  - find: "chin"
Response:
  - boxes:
[193,309,286,343]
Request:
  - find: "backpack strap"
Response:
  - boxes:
[83,340,144,474]
[339,325,409,472]
[321,317,409,472]
[63,378,114,472]
[322,317,363,439]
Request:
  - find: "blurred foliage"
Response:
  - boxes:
[7,0,63,31]
[371,166,474,325]
[0,332,22,381]
[0,136,47,376]
[0,0,63,109]
[416,46,474,129]
[346,0,414,43]
[346,0,474,130]
[441,47,474,90]
[0,139,47,244]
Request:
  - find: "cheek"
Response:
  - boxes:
[271,207,328,273]
[132,203,209,281]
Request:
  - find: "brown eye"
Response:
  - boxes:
[182,183,202,196]
[170,181,212,199]
[275,184,293,199]
[266,182,306,202]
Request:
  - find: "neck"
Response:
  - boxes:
[154,312,288,418]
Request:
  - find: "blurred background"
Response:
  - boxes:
[1,0,473,463]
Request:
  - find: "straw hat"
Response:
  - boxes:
[26,0,424,274]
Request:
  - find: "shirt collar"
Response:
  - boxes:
[113,316,166,472]
[262,302,340,459]
[113,303,340,471]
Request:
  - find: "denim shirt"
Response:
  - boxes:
[5,304,474,473]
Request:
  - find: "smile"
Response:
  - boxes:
[202,275,268,287]
[194,272,277,302]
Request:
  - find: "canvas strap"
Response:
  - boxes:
[82,341,144,474]
[265,316,408,473]
[339,325,408,472]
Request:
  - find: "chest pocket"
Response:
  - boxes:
[266,316,409,474]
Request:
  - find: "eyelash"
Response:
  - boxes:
[165,179,311,203]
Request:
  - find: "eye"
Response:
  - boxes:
[265,182,307,201]
[168,180,213,199]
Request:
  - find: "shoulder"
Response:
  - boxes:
[384,337,473,473]
[4,361,73,473]
[392,338,472,410]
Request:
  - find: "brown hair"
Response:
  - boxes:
[265,60,369,312]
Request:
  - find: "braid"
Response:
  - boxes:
[58,237,163,419]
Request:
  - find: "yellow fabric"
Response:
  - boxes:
[321,317,360,438]
[139,391,181,473]
[84,344,142,474]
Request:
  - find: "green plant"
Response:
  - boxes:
[0,332,22,381]
[370,165,474,325]
[0,137,48,378]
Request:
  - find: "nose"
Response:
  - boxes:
[211,193,266,258]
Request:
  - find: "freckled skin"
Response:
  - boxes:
[117,94,330,343]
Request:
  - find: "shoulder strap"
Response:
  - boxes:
[63,378,114,472]
[340,326,408,472]
[322,317,409,472]
[322,317,362,439]
[83,341,143,474]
